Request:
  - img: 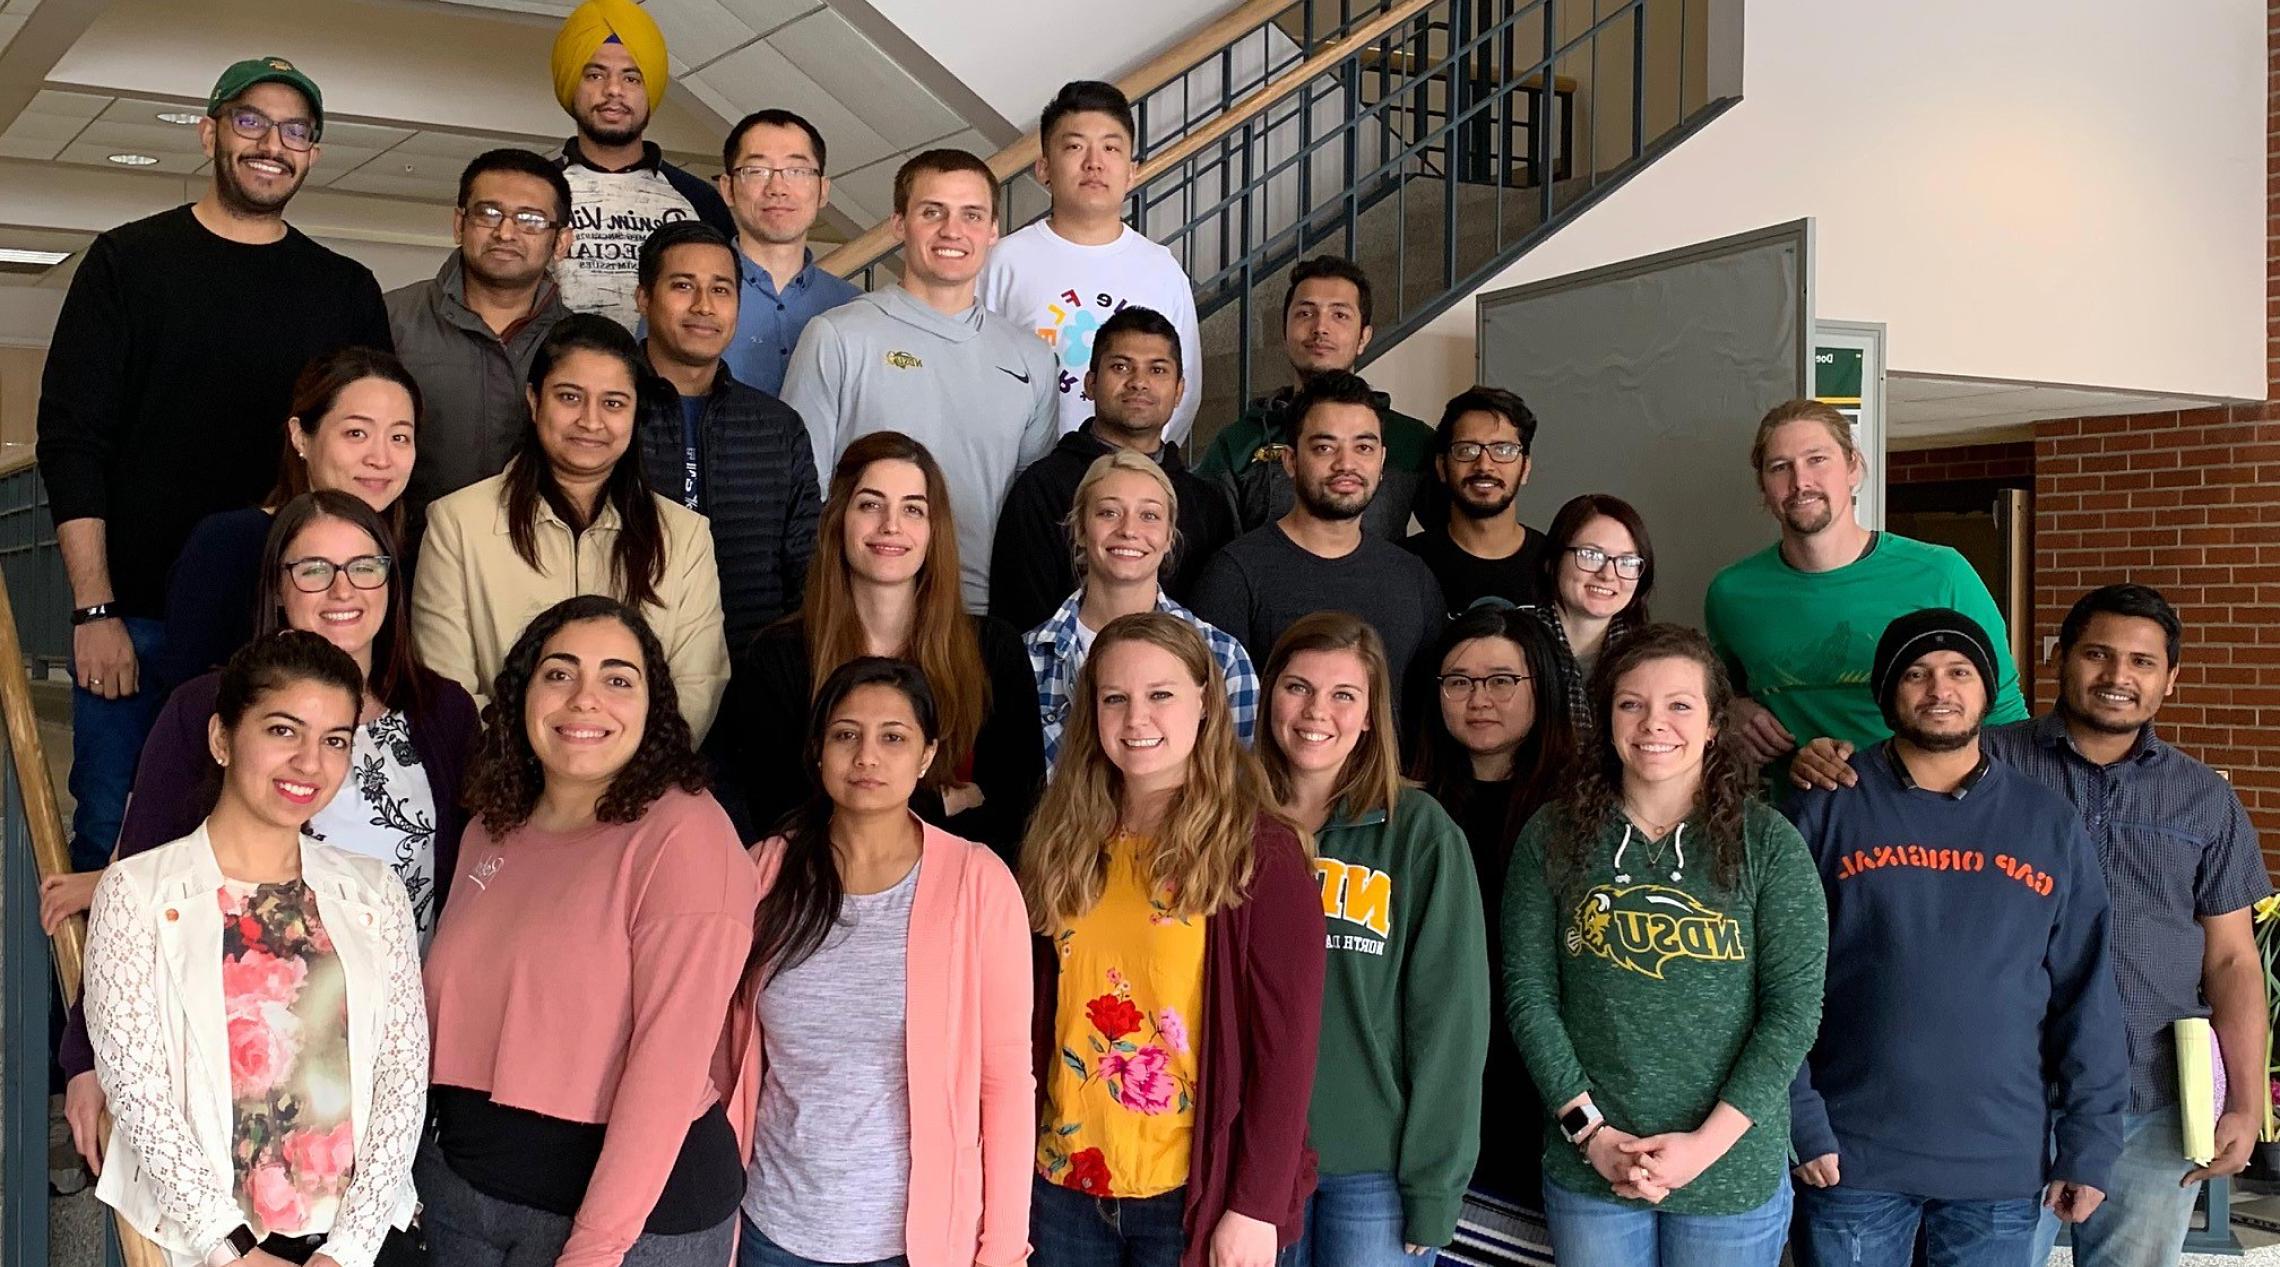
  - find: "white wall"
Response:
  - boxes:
[860,0,1233,125]
[1369,0,2267,412]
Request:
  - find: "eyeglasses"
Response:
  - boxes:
[283,555,392,593]
[463,202,561,233]
[1447,440,1526,464]
[1567,545,1646,580]
[729,164,821,186]
[1437,672,1531,702]
[224,107,316,152]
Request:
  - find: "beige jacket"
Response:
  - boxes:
[411,472,730,741]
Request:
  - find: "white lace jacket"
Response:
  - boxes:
[83,823,428,1267]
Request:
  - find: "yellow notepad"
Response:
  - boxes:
[2176,1017,2225,1164]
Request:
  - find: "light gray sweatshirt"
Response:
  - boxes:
[781,285,1058,611]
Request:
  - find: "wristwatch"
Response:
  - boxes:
[203,1226,257,1267]
[70,602,118,626]
[1559,1100,1605,1147]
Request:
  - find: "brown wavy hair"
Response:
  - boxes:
[462,594,709,835]
[800,432,985,792]
[1021,612,1292,929]
[1556,623,1757,890]
[255,491,432,718]
[1257,611,1402,823]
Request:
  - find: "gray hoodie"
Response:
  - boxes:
[780,285,1058,611]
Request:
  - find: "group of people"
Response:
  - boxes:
[29,8,2268,1267]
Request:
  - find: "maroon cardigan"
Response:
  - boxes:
[58,666,478,1077]
[1032,812,1326,1266]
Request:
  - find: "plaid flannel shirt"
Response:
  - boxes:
[1024,590,1259,769]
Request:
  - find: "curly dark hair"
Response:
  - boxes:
[462,594,709,834]
[1556,623,1758,891]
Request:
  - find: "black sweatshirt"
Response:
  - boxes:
[710,615,1045,864]
[37,206,391,617]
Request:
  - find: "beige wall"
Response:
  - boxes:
[0,344,46,467]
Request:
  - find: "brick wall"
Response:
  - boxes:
[1886,440,2034,486]
[2012,8,2280,852]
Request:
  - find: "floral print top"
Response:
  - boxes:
[219,878,355,1238]
[304,710,439,942]
[1037,834,1204,1199]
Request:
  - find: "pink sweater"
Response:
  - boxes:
[426,788,758,1267]
[716,819,1036,1267]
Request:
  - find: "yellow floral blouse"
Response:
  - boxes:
[1036,834,1206,1199]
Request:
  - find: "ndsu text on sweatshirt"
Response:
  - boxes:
[1504,800,1827,1215]
[1786,745,2128,1200]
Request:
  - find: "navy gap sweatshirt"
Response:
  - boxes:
[1786,743,2127,1199]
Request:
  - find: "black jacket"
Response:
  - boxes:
[635,360,821,646]
[712,616,1045,866]
[986,423,1239,634]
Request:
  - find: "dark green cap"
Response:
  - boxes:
[207,57,324,139]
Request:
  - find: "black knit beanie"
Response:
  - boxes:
[1870,607,1997,726]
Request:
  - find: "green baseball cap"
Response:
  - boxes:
[207,57,324,139]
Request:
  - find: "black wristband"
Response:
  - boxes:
[70,603,117,626]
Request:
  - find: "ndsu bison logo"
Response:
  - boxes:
[1564,884,1745,979]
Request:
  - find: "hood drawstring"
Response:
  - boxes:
[1614,820,1687,884]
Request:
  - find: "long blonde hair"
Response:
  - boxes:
[801,432,986,790]
[1020,611,1292,930]
[1257,611,1403,822]
[1065,450,1183,583]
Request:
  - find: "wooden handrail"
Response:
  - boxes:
[818,0,1422,278]
[0,573,166,1266]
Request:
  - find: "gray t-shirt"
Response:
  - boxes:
[743,859,920,1259]
[1187,523,1447,710]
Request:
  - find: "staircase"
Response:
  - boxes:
[822,0,1744,443]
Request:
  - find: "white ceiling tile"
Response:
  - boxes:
[98,97,203,127]
[1,0,44,14]
[24,90,109,122]
[320,121,419,149]
[3,111,89,144]
[1886,376,2028,404]
[689,39,893,172]
[765,9,958,150]
[386,130,548,163]
[75,119,210,155]
[827,155,896,227]
[716,0,817,38]
[328,166,464,201]
[57,140,205,175]
[644,0,759,70]
[0,14,27,49]
[0,135,66,161]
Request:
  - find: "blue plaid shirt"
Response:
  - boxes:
[1024,590,1259,769]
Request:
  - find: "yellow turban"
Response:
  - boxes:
[550,0,670,113]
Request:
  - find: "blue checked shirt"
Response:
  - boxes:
[1024,590,1259,769]
[1984,713,2271,1110]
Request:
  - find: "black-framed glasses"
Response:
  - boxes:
[729,164,821,186]
[462,202,561,233]
[1567,546,1646,580]
[1448,440,1526,463]
[1437,672,1532,702]
[225,107,316,152]
[283,555,392,593]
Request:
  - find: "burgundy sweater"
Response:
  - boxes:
[1032,812,1326,1265]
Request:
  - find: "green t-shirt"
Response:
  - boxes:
[1503,800,1828,1215]
[1704,534,2028,758]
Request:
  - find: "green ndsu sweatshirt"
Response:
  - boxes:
[1306,786,1491,1246]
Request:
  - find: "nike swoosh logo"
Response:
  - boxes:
[998,367,1032,384]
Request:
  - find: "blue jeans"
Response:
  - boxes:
[67,616,166,869]
[1794,1185,2040,1267]
[2028,1105,2198,1267]
[737,1216,907,1267]
[1539,1173,1790,1267]
[1297,1171,1435,1267]
[1030,1175,1189,1267]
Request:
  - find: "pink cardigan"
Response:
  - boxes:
[716,818,1036,1267]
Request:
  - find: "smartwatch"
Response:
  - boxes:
[70,603,118,626]
[203,1226,258,1267]
[1559,1100,1605,1147]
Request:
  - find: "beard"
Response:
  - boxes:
[1781,494,1835,535]
[577,104,647,148]
[1891,711,1981,753]
[213,150,302,216]
[2058,690,2149,736]
[1295,479,1370,521]
[1452,480,1517,520]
